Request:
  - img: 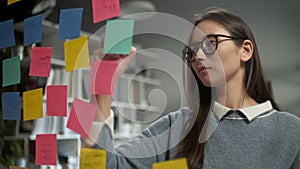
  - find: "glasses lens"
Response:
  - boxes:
[184,46,196,62]
[202,37,216,55]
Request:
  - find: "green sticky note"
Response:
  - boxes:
[103,19,134,54]
[2,56,20,87]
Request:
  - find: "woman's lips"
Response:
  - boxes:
[198,66,210,74]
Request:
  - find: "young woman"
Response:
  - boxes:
[84,7,300,169]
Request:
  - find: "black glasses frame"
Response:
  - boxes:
[183,34,245,62]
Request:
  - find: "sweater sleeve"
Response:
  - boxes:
[290,147,300,169]
[92,107,195,169]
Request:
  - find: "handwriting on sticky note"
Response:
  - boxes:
[152,158,189,169]
[2,56,20,87]
[66,98,97,138]
[23,88,43,121]
[24,14,43,46]
[103,19,134,54]
[64,36,90,72]
[46,85,68,116]
[90,60,118,95]
[0,19,15,49]
[29,47,52,77]
[92,0,120,23]
[80,148,106,169]
[35,134,57,165]
[2,92,20,120]
[9,166,27,169]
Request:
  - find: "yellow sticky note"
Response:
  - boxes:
[23,88,43,121]
[152,158,188,169]
[80,148,106,169]
[64,36,90,72]
[9,166,27,169]
[7,0,20,5]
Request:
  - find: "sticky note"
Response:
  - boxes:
[152,158,188,169]
[23,88,43,121]
[46,85,68,116]
[0,19,15,49]
[7,0,20,5]
[80,148,106,169]
[9,166,27,169]
[66,98,97,138]
[35,134,57,165]
[92,0,120,23]
[2,92,20,120]
[64,36,90,72]
[90,60,118,95]
[29,47,52,77]
[2,56,20,87]
[58,8,83,39]
[103,20,134,54]
[24,14,43,46]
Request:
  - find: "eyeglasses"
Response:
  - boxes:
[183,34,244,62]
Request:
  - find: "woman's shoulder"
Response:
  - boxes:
[273,111,300,134]
[275,111,300,125]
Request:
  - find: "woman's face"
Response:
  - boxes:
[191,20,244,87]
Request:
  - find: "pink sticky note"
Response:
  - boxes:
[90,60,118,96]
[29,47,52,77]
[66,98,97,138]
[35,134,57,165]
[46,85,68,116]
[92,0,120,23]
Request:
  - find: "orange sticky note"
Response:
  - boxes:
[35,134,57,165]
[152,158,189,169]
[7,0,20,5]
[23,88,43,121]
[92,0,120,23]
[64,36,90,72]
[29,47,52,77]
[46,85,68,116]
[66,98,97,138]
[90,60,118,95]
[9,166,27,169]
[80,148,106,169]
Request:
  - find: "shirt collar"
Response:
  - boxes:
[212,100,273,121]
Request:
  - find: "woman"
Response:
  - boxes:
[84,7,300,168]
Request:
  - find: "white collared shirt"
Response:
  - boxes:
[199,100,275,143]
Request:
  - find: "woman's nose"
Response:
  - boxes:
[194,48,206,61]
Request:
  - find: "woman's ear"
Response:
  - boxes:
[240,40,253,62]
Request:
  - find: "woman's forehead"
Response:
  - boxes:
[191,20,229,41]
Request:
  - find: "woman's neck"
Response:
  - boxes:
[215,77,257,109]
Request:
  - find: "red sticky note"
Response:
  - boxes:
[35,134,57,165]
[29,47,52,77]
[46,85,68,116]
[66,98,97,138]
[92,0,120,23]
[90,60,118,96]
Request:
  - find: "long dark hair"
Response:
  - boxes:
[178,7,280,168]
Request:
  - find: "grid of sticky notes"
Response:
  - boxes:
[0,0,139,167]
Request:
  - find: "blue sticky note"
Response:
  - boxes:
[2,56,21,87]
[103,19,134,54]
[24,14,43,46]
[59,8,83,40]
[0,19,16,49]
[2,92,20,120]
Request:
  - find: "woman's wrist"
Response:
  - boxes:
[91,94,113,121]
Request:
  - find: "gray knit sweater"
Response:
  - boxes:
[93,103,300,169]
